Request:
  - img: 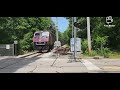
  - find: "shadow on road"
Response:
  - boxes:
[0,57,40,73]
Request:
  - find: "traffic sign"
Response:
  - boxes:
[14,40,18,44]
[6,45,10,49]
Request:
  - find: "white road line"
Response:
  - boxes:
[81,59,101,71]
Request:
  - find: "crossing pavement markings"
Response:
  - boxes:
[81,59,102,71]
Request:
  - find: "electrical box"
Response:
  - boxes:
[70,38,81,52]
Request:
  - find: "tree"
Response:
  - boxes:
[0,17,56,54]
[66,17,120,52]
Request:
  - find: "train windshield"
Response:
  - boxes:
[35,33,40,36]
[42,32,49,37]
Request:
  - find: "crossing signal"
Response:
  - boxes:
[74,22,80,28]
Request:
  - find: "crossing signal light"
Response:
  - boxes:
[74,22,80,28]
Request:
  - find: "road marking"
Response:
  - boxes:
[81,59,101,71]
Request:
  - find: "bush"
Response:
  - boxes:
[103,48,112,58]
[81,39,88,53]
[117,45,120,51]
[20,32,34,52]
[84,50,98,56]
[89,50,98,56]
[84,50,89,55]
[97,47,112,58]
[92,36,108,50]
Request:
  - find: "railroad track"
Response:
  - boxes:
[0,52,44,70]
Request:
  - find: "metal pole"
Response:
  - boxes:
[72,17,74,61]
[15,44,17,56]
[72,17,74,38]
[74,17,77,60]
[13,44,14,56]
[87,17,91,53]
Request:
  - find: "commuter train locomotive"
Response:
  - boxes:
[33,30,55,52]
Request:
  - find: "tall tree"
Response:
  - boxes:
[0,17,56,54]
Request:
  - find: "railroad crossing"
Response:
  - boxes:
[0,17,120,73]
[0,49,120,73]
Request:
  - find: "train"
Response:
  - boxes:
[33,30,55,52]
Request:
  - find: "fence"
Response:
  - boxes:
[0,44,14,56]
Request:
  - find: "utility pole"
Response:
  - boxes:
[74,17,77,60]
[87,17,91,53]
[56,17,59,57]
[56,17,58,41]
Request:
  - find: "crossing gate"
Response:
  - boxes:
[0,44,14,56]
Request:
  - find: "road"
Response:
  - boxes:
[0,51,120,73]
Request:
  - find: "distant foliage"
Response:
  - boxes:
[0,17,56,54]
[66,17,120,53]
[81,39,88,53]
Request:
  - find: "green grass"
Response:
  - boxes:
[109,55,120,59]
[83,50,120,59]
[108,50,120,58]
[83,54,120,59]
[109,53,120,58]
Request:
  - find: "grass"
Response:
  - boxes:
[82,50,120,59]
[83,54,120,59]
[109,51,120,58]
[109,51,120,59]
[109,55,120,59]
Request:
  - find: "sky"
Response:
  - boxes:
[51,17,69,33]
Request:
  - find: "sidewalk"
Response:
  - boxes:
[30,53,89,73]
[52,54,88,73]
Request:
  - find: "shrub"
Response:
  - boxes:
[97,47,112,58]
[84,50,98,56]
[81,39,88,53]
[89,50,98,56]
